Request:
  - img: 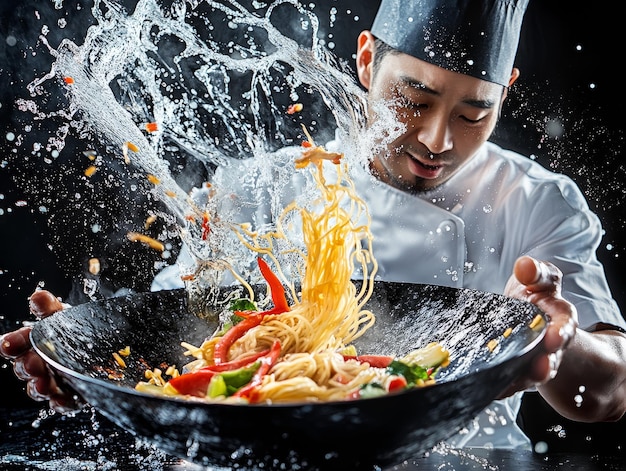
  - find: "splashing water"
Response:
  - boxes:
[12,0,400,295]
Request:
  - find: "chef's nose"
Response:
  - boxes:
[415,112,453,154]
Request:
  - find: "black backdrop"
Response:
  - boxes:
[1,0,624,451]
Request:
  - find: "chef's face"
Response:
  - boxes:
[356,31,516,193]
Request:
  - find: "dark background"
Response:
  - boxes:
[1,0,624,454]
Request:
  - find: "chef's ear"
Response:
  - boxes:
[503,67,520,100]
[500,67,520,105]
[356,31,376,90]
[509,68,520,87]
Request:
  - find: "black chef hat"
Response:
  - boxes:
[370,0,529,87]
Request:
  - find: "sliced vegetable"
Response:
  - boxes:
[357,383,386,400]
[286,103,303,114]
[145,122,158,133]
[207,361,260,398]
[201,213,210,240]
[256,257,290,314]
[387,360,432,386]
[213,315,264,364]
[387,375,408,392]
[200,349,268,372]
[233,340,281,401]
[229,298,257,312]
[401,342,450,369]
[168,370,216,397]
[207,373,227,398]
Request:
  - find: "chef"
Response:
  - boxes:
[3,0,626,454]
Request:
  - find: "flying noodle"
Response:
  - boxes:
[135,133,449,403]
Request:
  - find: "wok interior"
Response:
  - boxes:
[31,281,546,469]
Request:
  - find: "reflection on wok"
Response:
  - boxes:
[31,281,546,470]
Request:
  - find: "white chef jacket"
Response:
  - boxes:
[152,139,625,450]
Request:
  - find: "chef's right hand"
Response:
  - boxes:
[0,289,83,413]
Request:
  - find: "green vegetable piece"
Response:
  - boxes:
[387,360,430,386]
[359,383,386,399]
[207,374,227,398]
[401,342,449,369]
[208,362,261,398]
[229,298,257,312]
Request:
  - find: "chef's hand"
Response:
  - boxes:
[0,289,83,413]
[499,255,578,398]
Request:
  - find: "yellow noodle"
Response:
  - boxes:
[137,143,446,403]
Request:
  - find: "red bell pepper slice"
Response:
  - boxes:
[200,349,269,372]
[214,315,264,365]
[342,354,394,368]
[233,339,281,401]
[257,257,290,314]
[168,370,216,397]
[387,376,408,392]
[214,259,289,365]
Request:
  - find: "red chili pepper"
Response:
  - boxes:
[232,309,261,319]
[200,349,269,372]
[256,257,290,314]
[342,354,394,368]
[214,315,264,365]
[201,213,210,240]
[168,370,216,397]
[145,122,158,133]
[387,376,408,392]
[233,339,281,401]
[286,103,303,114]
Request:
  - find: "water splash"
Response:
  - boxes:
[12,0,398,295]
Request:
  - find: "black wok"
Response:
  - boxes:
[31,281,546,470]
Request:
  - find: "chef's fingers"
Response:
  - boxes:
[0,327,33,360]
[29,290,67,319]
[1,289,68,360]
[12,349,48,380]
[513,256,561,296]
[27,372,82,412]
[508,256,578,351]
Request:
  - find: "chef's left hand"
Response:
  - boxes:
[498,255,578,397]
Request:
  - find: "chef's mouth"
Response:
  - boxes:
[405,153,446,179]
[416,159,440,170]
